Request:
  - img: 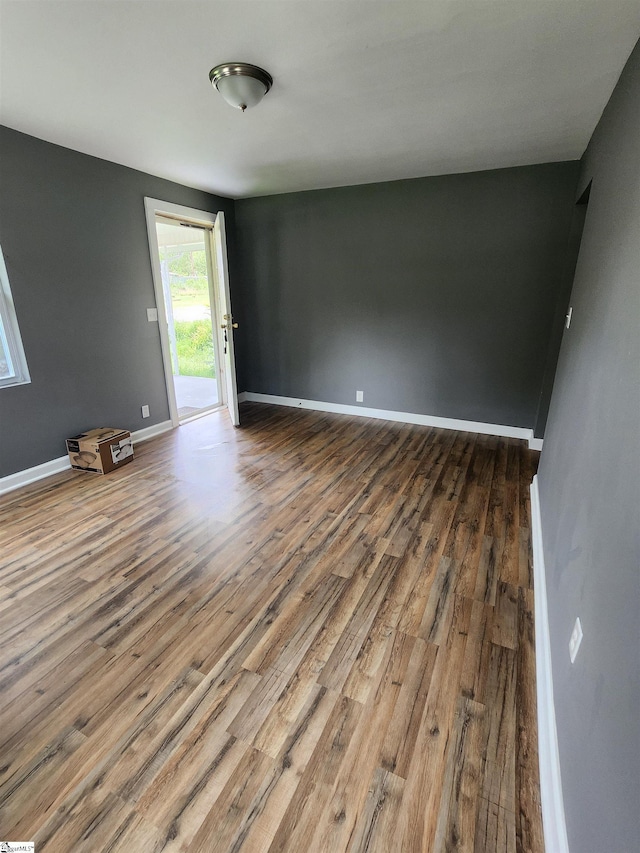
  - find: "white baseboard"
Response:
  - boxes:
[132,420,173,443]
[529,437,544,451]
[530,475,570,853]
[0,455,72,496]
[0,420,173,496]
[238,391,541,444]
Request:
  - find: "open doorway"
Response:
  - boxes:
[144,199,240,427]
[154,216,220,420]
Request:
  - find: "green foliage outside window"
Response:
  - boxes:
[159,246,216,379]
[175,320,215,379]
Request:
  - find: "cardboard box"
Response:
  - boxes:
[66,428,134,475]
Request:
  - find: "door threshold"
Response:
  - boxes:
[178,404,225,426]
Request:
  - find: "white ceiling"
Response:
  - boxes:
[1,1,639,199]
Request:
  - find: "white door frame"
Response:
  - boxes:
[144,197,233,427]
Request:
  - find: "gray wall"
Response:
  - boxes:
[0,130,581,478]
[534,199,588,438]
[0,126,235,477]
[537,41,640,853]
[234,162,580,431]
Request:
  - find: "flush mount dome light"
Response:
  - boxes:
[209,62,273,112]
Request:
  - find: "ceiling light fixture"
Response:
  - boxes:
[209,63,273,112]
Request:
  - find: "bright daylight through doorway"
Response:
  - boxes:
[154,217,221,420]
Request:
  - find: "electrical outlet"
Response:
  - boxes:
[569,617,583,663]
[147,308,158,322]
[141,404,150,418]
[356,390,364,403]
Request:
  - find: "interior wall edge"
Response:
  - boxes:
[530,474,571,853]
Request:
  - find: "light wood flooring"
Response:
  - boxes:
[0,403,543,852]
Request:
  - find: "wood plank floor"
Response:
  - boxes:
[0,403,544,852]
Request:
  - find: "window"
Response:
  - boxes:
[0,245,30,388]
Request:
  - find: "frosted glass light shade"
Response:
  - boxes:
[209,63,273,111]
[216,75,267,110]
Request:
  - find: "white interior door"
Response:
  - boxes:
[213,211,240,426]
